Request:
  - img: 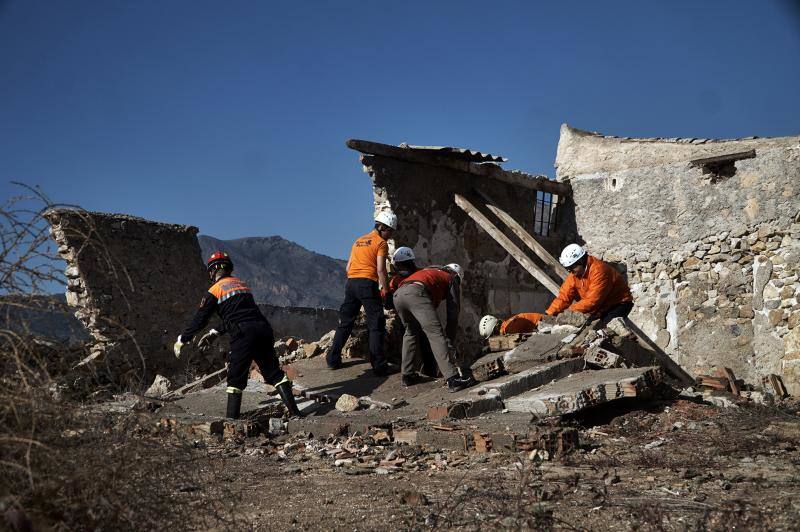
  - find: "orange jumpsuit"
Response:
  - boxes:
[545,255,632,317]
[499,312,544,334]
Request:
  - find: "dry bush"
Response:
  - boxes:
[0,185,238,530]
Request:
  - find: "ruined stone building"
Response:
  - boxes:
[556,125,800,394]
[348,127,800,394]
[47,125,800,395]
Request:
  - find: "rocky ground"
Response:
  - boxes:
[142,397,800,531]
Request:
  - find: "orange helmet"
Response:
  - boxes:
[206,251,233,273]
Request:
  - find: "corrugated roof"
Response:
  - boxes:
[398,143,508,163]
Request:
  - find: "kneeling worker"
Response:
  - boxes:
[479,312,545,339]
[391,247,477,392]
[546,244,633,325]
[174,251,303,419]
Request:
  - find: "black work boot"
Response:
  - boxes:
[226,391,242,419]
[276,381,304,418]
[447,374,478,393]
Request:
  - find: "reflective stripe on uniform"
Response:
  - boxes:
[226,386,243,394]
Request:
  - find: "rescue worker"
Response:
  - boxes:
[390,248,477,392]
[479,312,545,339]
[174,251,303,420]
[326,211,397,376]
[545,244,633,326]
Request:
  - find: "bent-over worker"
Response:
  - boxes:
[391,248,477,392]
[174,251,303,419]
[479,312,545,339]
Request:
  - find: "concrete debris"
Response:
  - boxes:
[145,374,171,397]
[504,367,664,416]
[335,394,361,412]
[487,333,529,353]
[584,347,624,369]
[604,317,633,338]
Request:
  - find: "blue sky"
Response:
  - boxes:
[1,0,799,261]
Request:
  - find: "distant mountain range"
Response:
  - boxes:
[198,235,347,309]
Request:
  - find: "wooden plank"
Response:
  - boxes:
[474,188,568,281]
[162,366,227,399]
[454,193,561,295]
[689,149,755,167]
[716,367,740,396]
[348,139,572,196]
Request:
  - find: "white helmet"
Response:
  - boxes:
[445,263,463,279]
[479,315,499,339]
[392,246,415,263]
[559,244,586,268]
[375,210,397,230]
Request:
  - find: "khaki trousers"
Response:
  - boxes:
[393,283,458,380]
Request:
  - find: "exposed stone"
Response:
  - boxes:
[768,309,784,327]
[145,374,171,397]
[335,394,361,413]
[739,305,755,319]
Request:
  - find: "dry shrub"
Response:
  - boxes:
[0,185,238,530]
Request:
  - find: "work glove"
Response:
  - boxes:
[173,335,185,359]
[197,329,220,352]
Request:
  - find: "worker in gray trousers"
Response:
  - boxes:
[390,247,477,392]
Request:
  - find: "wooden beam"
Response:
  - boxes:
[348,139,571,196]
[453,193,561,295]
[474,188,568,281]
[689,149,755,167]
[162,366,227,399]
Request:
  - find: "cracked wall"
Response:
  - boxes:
[556,125,800,393]
[46,209,218,386]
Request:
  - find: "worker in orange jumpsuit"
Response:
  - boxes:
[546,244,633,326]
[478,312,545,338]
[479,244,632,339]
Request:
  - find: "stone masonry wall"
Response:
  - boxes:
[556,125,800,393]
[358,153,566,355]
[45,209,218,387]
[259,303,339,342]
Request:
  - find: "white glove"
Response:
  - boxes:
[197,329,220,352]
[174,335,185,358]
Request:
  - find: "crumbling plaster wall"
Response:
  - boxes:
[556,125,800,393]
[360,154,565,353]
[46,209,219,386]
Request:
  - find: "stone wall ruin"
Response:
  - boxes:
[45,209,218,386]
[556,125,800,393]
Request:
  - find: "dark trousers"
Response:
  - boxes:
[597,301,634,328]
[327,278,386,369]
[227,320,284,390]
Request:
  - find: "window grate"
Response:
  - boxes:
[533,192,559,236]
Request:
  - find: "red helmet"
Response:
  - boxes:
[206,251,233,273]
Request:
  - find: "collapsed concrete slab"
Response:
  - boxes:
[556,125,800,394]
[504,366,663,415]
[45,209,218,386]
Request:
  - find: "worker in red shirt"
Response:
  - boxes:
[390,247,477,392]
[174,252,303,419]
[546,244,634,326]
[326,210,396,376]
